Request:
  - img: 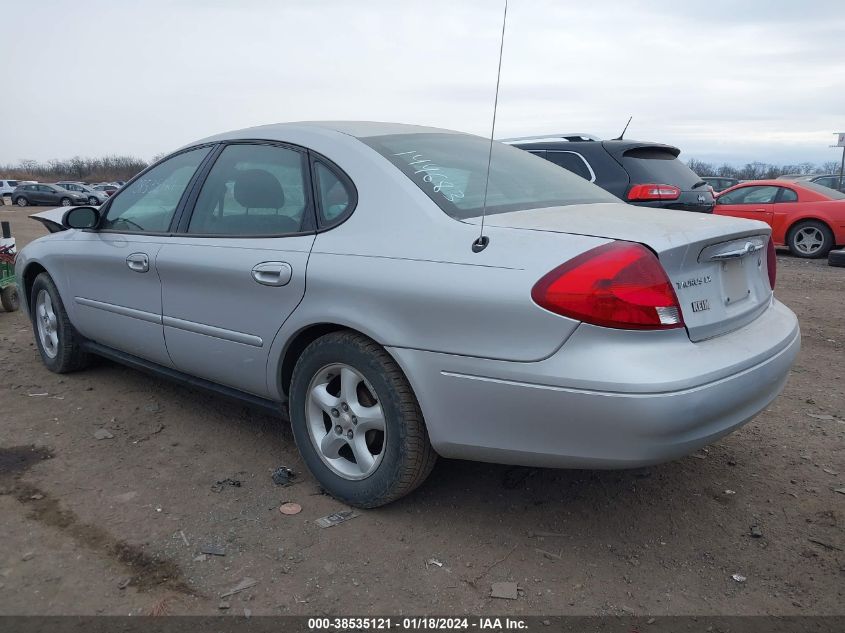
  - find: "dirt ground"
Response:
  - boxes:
[0,199,843,617]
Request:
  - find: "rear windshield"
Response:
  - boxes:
[802,181,845,199]
[358,132,617,219]
[619,147,702,190]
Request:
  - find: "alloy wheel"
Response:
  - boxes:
[793,227,824,255]
[35,289,59,359]
[305,363,386,480]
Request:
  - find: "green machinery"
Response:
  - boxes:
[1,220,20,312]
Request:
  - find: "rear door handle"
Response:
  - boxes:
[126,252,150,273]
[251,261,292,287]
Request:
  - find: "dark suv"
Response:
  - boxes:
[506,133,714,212]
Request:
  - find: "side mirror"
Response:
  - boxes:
[63,206,100,229]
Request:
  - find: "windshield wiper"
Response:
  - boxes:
[691,180,708,189]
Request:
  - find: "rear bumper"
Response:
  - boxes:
[389,299,800,468]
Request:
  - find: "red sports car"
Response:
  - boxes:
[714,179,845,258]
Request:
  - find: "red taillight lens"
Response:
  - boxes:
[531,242,685,330]
[627,183,681,201]
[766,237,776,290]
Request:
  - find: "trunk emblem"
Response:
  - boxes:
[697,194,707,203]
[691,299,710,313]
[676,275,712,290]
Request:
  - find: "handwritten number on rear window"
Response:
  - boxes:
[393,151,465,202]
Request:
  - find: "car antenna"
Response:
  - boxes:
[473,0,508,254]
[613,116,633,140]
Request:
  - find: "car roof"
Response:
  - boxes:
[191,121,466,148]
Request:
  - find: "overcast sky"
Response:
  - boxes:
[2,0,843,166]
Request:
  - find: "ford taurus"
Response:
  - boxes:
[16,122,800,507]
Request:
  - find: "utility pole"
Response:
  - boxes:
[833,133,845,190]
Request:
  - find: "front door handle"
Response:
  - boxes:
[251,261,292,287]
[126,252,150,273]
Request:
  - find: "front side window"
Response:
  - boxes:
[359,132,617,220]
[719,185,779,204]
[187,143,308,236]
[314,161,353,225]
[101,146,210,233]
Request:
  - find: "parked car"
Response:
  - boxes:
[505,133,715,212]
[12,183,88,207]
[777,173,845,193]
[0,179,19,197]
[701,176,740,192]
[17,122,799,507]
[93,183,119,196]
[714,180,845,258]
[55,182,109,205]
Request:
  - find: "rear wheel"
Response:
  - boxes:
[30,273,89,373]
[15,196,28,207]
[829,249,845,268]
[1,286,20,312]
[289,331,436,508]
[787,220,833,258]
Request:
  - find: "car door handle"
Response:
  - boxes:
[251,261,292,287]
[753,208,767,212]
[126,252,150,273]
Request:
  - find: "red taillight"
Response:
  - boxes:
[766,237,777,290]
[627,183,681,201]
[531,242,685,330]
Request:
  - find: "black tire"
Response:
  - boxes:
[30,273,90,373]
[60,197,72,207]
[1,285,20,312]
[289,331,437,508]
[15,196,28,207]
[787,220,834,259]
[828,249,845,268]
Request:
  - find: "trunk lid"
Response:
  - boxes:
[29,207,68,233]
[478,202,773,341]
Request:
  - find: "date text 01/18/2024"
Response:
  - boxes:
[308,617,528,630]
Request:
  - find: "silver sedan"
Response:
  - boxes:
[16,122,800,507]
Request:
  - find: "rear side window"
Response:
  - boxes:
[619,146,701,189]
[187,143,308,236]
[545,151,594,181]
[359,132,617,220]
[778,188,798,203]
[314,161,354,226]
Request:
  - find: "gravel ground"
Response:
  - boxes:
[0,200,843,616]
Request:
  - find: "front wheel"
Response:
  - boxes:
[289,331,437,508]
[30,273,90,373]
[787,220,834,258]
[60,197,72,207]
[88,196,99,205]
[15,197,28,207]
